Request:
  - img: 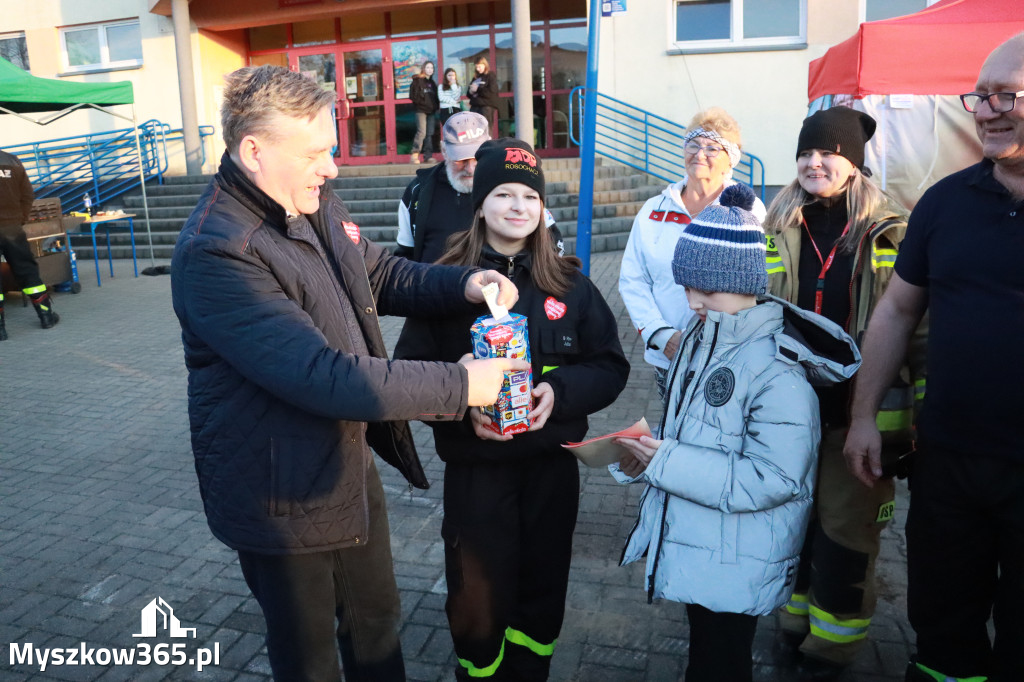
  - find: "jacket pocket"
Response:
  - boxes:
[538,326,580,368]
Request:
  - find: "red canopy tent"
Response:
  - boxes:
[809,0,1024,101]
[805,0,1024,208]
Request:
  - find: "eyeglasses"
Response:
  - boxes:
[959,90,1024,113]
[684,141,726,158]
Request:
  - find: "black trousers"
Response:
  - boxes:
[470,105,497,134]
[907,444,1024,681]
[442,453,580,681]
[0,223,43,291]
[684,604,757,682]
[439,106,459,126]
[237,463,405,682]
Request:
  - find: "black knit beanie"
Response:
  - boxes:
[472,138,545,210]
[796,107,876,171]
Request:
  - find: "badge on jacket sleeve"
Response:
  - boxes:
[543,297,567,320]
[704,368,735,406]
[342,221,360,244]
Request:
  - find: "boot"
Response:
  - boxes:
[0,306,7,341]
[410,153,421,164]
[29,290,60,329]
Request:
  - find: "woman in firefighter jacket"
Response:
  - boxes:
[394,138,629,682]
[763,106,925,679]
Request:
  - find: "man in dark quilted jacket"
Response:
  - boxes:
[170,65,525,682]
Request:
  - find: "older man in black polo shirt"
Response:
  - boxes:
[844,32,1024,682]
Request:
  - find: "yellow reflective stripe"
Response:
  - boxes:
[914,378,926,401]
[913,661,988,682]
[871,246,898,269]
[876,408,912,432]
[808,605,870,643]
[458,638,505,678]
[506,627,556,657]
[876,500,895,523]
[765,256,785,275]
[785,592,809,616]
[541,365,558,374]
[22,284,47,295]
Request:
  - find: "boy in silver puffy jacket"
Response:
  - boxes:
[612,185,861,682]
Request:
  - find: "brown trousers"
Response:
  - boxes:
[778,427,896,665]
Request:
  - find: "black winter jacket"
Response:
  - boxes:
[410,76,439,115]
[171,153,477,554]
[468,71,499,109]
[394,247,630,463]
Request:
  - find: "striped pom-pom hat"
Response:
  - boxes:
[672,183,767,295]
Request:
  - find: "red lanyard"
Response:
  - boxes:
[802,219,850,315]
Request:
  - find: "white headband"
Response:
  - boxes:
[683,127,741,169]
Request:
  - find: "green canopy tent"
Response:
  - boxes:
[0,57,155,265]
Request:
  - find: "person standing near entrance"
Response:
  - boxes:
[843,32,1024,682]
[409,60,439,164]
[439,67,463,126]
[468,57,499,130]
[0,148,59,340]
[171,64,527,682]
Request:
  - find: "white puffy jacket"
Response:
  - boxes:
[613,297,860,615]
[619,179,767,369]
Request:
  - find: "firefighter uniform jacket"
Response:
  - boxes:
[0,150,34,228]
[394,246,630,463]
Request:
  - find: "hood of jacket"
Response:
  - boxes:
[765,295,862,386]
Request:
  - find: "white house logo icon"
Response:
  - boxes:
[132,598,197,638]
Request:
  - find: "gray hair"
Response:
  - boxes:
[221,65,335,154]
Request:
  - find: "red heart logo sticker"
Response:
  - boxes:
[544,297,566,320]
[342,221,360,244]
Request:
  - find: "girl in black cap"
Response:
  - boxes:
[395,138,629,682]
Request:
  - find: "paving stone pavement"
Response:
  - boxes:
[1,250,913,681]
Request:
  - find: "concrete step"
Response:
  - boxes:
[102,158,653,264]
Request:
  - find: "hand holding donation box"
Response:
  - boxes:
[562,418,654,468]
[471,283,533,436]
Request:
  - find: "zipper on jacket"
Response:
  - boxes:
[844,223,874,332]
[647,321,719,600]
[647,492,671,604]
[507,255,515,278]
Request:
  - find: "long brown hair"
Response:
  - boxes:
[763,169,908,253]
[438,205,581,298]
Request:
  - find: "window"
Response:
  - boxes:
[0,32,29,71]
[673,0,805,51]
[861,0,939,23]
[61,20,142,72]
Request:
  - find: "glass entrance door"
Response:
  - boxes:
[337,44,395,165]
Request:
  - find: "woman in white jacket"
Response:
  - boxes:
[619,108,766,396]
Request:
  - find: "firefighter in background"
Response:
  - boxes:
[762,107,926,680]
[0,148,59,339]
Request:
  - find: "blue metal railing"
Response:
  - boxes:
[569,87,766,201]
[6,121,214,213]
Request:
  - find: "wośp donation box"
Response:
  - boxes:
[470,313,532,435]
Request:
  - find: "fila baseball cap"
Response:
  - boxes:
[442,112,490,160]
